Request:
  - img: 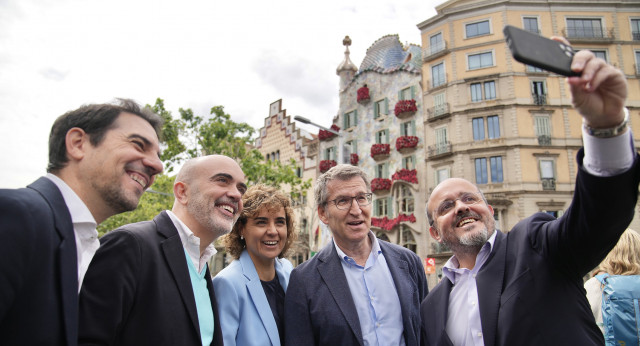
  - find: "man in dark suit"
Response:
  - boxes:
[420,47,639,344]
[285,165,428,346]
[0,100,163,346]
[79,154,247,345]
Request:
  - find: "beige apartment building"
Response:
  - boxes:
[418,0,640,282]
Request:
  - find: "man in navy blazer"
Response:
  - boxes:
[0,100,163,346]
[79,155,247,345]
[421,47,639,345]
[285,165,428,346]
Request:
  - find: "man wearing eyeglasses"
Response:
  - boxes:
[421,49,639,345]
[285,164,428,346]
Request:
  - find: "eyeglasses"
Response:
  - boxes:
[433,192,484,219]
[327,193,373,210]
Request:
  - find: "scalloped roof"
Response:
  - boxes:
[356,35,422,76]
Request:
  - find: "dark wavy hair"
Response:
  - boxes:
[223,184,297,260]
[47,98,163,173]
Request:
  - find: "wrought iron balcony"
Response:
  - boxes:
[423,41,448,61]
[562,27,614,42]
[538,135,551,146]
[428,142,452,158]
[532,93,547,105]
[427,103,450,122]
[541,178,556,191]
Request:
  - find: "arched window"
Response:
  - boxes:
[401,226,417,253]
[400,185,414,213]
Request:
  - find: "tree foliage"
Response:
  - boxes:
[98,98,311,235]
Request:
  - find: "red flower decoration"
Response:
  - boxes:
[371,213,417,231]
[371,178,391,192]
[370,143,390,157]
[318,124,341,141]
[396,136,419,150]
[394,99,417,116]
[357,85,370,103]
[350,153,359,165]
[319,160,337,173]
[391,169,418,184]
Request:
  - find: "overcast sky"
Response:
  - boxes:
[0,0,443,188]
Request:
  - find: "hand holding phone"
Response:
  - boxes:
[503,25,580,77]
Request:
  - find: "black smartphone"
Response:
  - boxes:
[503,25,580,77]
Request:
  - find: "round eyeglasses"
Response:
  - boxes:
[433,192,484,219]
[327,193,373,210]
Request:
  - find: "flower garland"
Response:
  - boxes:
[391,169,418,184]
[319,160,337,173]
[370,143,390,157]
[371,213,417,231]
[318,124,341,141]
[350,153,359,165]
[396,136,419,150]
[357,84,370,103]
[394,99,417,116]
[371,178,391,192]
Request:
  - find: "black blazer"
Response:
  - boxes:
[79,211,223,346]
[0,177,78,346]
[421,151,640,346]
[285,238,428,346]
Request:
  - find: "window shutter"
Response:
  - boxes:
[410,85,416,100]
[354,110,358,126]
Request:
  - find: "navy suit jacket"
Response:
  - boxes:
[213,249,293,346]
[78,211,223,346]
[0,177,78,346]
[285,238,428,346]
[421,151,640,346]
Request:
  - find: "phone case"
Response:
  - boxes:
[503,25,579,77]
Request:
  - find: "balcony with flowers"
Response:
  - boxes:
[318,124,340,141]
[357,84,370,104]
[396,136,418,153]
[370,143,390,160]
[391,169,418,184]
[350,153,359,165]
[371,213,416,231]
[319,160,337,173]
[371,178,391,193]
[394,99,417,119]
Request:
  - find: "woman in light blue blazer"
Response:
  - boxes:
[213,184,296,346]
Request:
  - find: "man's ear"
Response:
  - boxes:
[65,128,88,161]
[318,205,328,224]
[173,181,188,205]
[429,225,442,242]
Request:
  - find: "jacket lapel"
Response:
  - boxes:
[476,230,507,346]
[156,212,201,339]
[241,251,281,346]
[316,241,364,346]
[29,177,78,346]
[380,242,415,343]
[205,266,223,346]
[423,278,454,346]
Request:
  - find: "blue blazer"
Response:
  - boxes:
[213,250,293,346]
[0,177,78,346]
[284,239,428,346]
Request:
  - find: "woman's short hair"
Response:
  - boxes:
[597,229,640,275]
[222,184,297,260]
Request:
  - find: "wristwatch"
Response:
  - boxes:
[583,108,629,138]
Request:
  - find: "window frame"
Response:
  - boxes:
[467,50,495,71]
[431,62,446,88]
[465,19,492,39]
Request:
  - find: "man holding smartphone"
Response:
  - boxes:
[421,44,637,345]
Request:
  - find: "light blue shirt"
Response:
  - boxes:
[334,233,405,346]
[184,249,214,346]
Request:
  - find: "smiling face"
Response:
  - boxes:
[318,176,372,251]
[241,206,288,267]
[82,112,163,221]
[427,178,495,256]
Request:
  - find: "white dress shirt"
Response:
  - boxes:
[166,210,217,272]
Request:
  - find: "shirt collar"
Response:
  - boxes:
[166,210,217,272]
[442,230,498,284]
[45,173,96,227]
[334,231,381,266]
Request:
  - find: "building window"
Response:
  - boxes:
[429,32,445,55]
[532,81,546,105]
[346,140,357,157]
[375,197,390,217]
[490,156,504,182]
[435,127,448,152]
[523,17,539,33]
[376,163,389,179]
[487,115,500,139]
[344,110,357,129]
[374,98,388,118]
[527,65,544,73]
[376,129,389,144]
[636,51,640,74]
[436,167,450,185]
[432,62,445,88]
[433,92,447,116]
[468,51,494,70]
[475,158,488,184]
[402,226,417,253]
[566,18,603,38]
[473,117,485,140]
[402,156,415,170]
[399,86,414,100]
[324,146,336,160]
[632,19,640,40]
[400,120,416,136]
[466,20,490,38]
[534,115,551,137]
[470,81,496,102]
[400,185,414,213]
[590,49,607,62]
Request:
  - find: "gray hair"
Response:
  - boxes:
[315,164,371,208]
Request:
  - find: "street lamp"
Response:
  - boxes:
[293,116,349,164]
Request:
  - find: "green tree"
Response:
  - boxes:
[98,98,311,235]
